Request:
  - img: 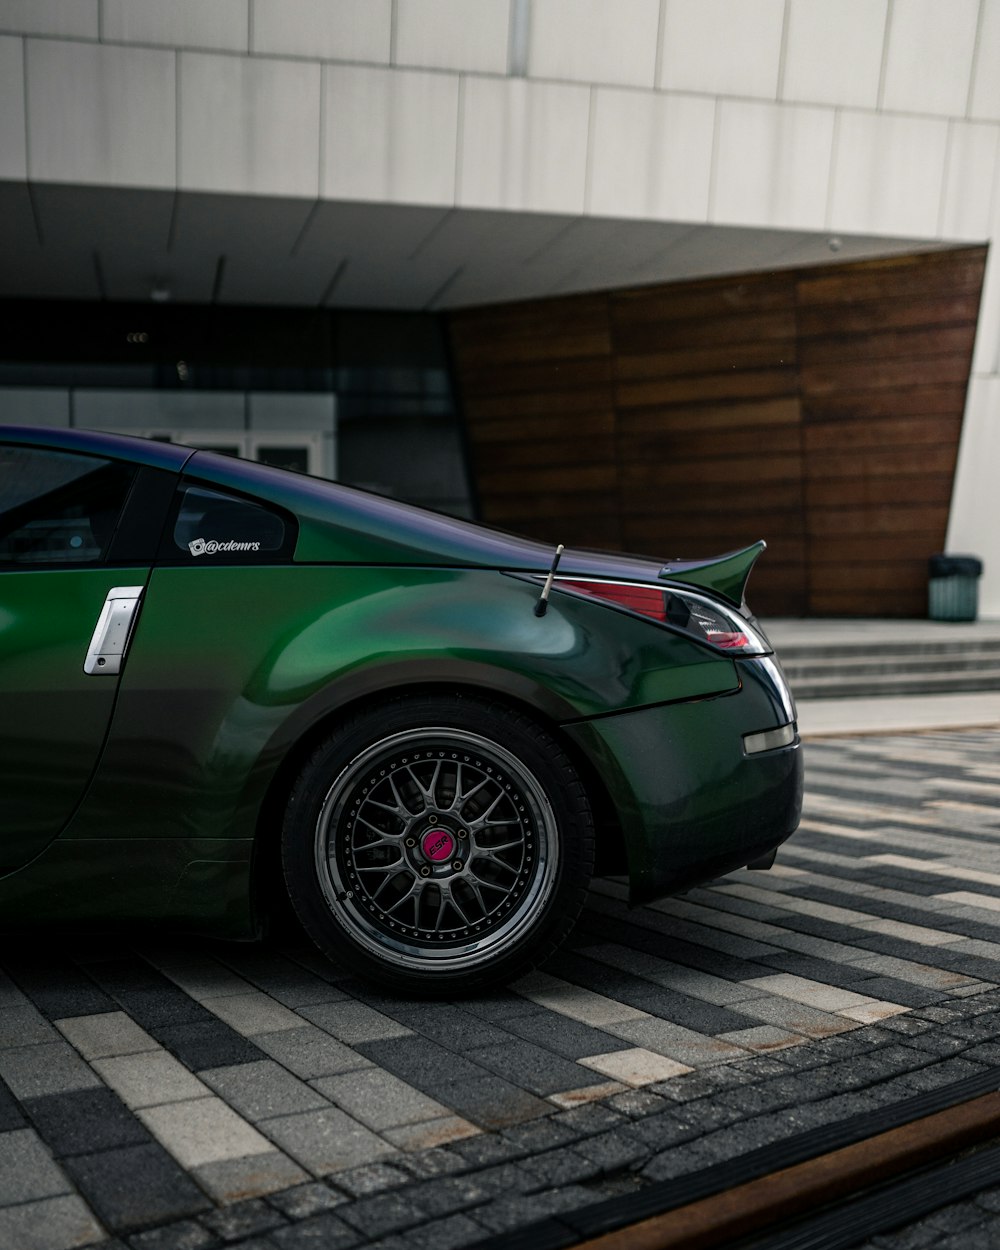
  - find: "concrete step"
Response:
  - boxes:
[788,667,1000,700]
[781,649,1000,680]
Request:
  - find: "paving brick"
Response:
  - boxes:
[63,1142,211,1233]
[0,1041,101,1099]
[327,1161,412,1199]
[262,1106,397,1175]
[381,1115,480,1150]
[201,994,305,1037]
[435,1076,552,1130]
[253,1026,371,1080]
[127,1218,217,1250]
[154,1021,265,1072]
[0,1193,103,1250]
[466,1039,609,1098]
[0,1003,61,1049]
[200,1061,329,1122]
[336,1190,424,1238]
[5,959,117,1022]
[201,1197,287,1242]
[137,1097,274,1168]
[24,1088,151,1157]
[56,1012,159,1061]
[0,1127,72,1205]
[266,1181,345,1220]
[312,1068,449,1132]
[499,1007,632,1060]
[191,1150,307,1203]
[0,1079,25,1133]
[298,1002,411,1046]
[268,1210,362,1249]
[93,1051,209,1109]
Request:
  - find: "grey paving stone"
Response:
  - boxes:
[0,1003,61,1049]
[328,1161,412,1199]
[268,1210,361,1249]
[62,1142,211,1233]
[465,1038,608,1097]
[379,1212,486,1250]
[434,1075,552,1129]
[473,1185,597,1233]
[4,959,118,1022]
[500,1008,632,1060]
[155,1021,266,1072]
[201,1197,287,1242]
[297,1002,411,1046]
[0,1193,104,1250]
[200,1060,329,1122]
[391,1146,469,1179]
[265,1182,346,1219]
[56,1012,158,1061]
[383,1004,512,1052]
[312,1067,448,1131]
[192,1151,308,1203]
[0,1079,25,1133]
[0,1127,72,1205]
[0,1042,101,1099]
[513,1144,603,1189]
[24,1088,152,1157]
[352,1036,487,1091]
[262,1106,397,1176]
[127,1219,217,1250]
[253,1027,371,1081]
[336,1190,424,1238]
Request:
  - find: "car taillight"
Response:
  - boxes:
[553,579,769,656]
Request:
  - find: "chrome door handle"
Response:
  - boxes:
[84,585,144,676]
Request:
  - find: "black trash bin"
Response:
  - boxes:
[928,554,983,621]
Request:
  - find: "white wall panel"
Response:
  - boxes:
[102,0,248,52]
[0,36,25,180]
[458,77,589,214]
[940,122,1000,241]
[588,88,714,222]
[395,0,508,74]
[75,391,246,430]
[713,100,834,230]
[972,214,1000,375]
[248,393,336,430]
[0,389,70,427]
[179,53,320,197]
[882,0,979,117]
[529,0,659,88]
[971,0,1000,121]
[782,0,887,109]
[251,0,390,63]
[830,111,949,237]
[658,0,785,99]
[323,65,458,206]
[946,376,1000,616]
[27,40,175,188]
[0,0,97,38]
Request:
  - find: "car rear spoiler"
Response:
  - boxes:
[657,540,767,608]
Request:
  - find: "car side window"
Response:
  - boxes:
[162,483,294,562]
[0,446,136,567]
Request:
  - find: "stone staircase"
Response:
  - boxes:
[762,620,1000,701]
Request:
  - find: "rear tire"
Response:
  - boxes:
[281,694,594,996]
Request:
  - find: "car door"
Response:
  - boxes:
[0,442,165,874]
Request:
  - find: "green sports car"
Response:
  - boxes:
[0,426,802,995]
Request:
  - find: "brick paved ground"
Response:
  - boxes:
[2,728,1000,1250]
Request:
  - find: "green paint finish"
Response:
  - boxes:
[0,837,253,935]
[61,564,738,848]
[565,661,802,903]
[658,541,767,607]
[0,567,148,872]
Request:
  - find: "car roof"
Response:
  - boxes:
[0,425,194,472]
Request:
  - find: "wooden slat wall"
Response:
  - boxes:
[448,247,986,617]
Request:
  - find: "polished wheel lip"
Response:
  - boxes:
[314,726,560,972]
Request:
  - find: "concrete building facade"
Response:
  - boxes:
[0,0,997,612]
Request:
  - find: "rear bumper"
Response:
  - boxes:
[563,656,803,904]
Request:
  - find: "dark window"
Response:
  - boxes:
[0,447,135,567]
[162,483,293,562]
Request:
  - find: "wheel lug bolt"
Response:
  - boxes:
[457,830,467,840]
[452,860,463,871]
[405,837,416,847]
[420,866,430,877]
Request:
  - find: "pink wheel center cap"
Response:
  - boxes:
[421,829,455,863]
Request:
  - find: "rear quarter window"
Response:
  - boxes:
[160,483,296,563]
